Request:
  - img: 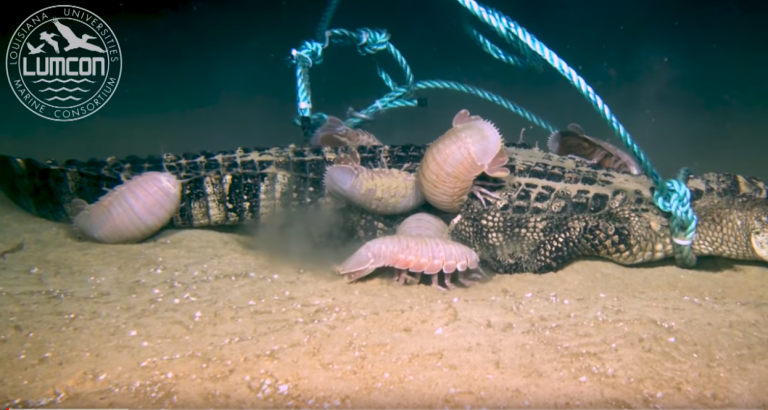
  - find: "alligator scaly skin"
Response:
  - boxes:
[2,143,768,273]
[0,145,427,231]
[450,146,768,273]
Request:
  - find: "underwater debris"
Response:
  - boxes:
[0,239,25,261]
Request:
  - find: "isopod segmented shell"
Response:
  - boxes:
[71,172,182,244]
[324,147,425,215]
[337,235,480,282]
[417,109,510,213]
[395,212,449,239]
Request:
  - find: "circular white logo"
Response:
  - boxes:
[5,5,122,122]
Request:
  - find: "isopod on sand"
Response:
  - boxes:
[70,171,182,244]
[336,212,483,290]
[310,116,383,147]
[417,109,510,213]
[324,147,425,215]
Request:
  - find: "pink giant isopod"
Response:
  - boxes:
[417,109,511,213]
[70,172,182,244]
[310,116,383,147]
[336,212,482,290]
[324,147,425,215]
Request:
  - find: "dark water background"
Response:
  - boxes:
[1,0,766,179]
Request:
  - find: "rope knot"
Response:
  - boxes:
[652,172,698,246]
[356,29,390,55]
[292,40,325,67]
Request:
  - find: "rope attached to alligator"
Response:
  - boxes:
[290,0,699,268]
[457,0,698,268]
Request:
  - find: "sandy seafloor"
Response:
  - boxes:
[0,192,767,409]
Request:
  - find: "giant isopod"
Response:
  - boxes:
[395,212,449,239]
[416,109,511,213]
[336,212,483,290]
[547,123,642,175]
[70,171,182,244]
[324,147,425,215]
[310,116,383,147]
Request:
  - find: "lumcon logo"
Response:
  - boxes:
[5,5,122,121]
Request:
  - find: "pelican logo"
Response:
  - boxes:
[5,5,122,121]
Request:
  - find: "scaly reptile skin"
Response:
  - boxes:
[1,143,767,273]
[0,145,425,233]
[449,146,768,273]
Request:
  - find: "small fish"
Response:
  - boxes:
[547,123,642,175]
[310,116,383,147]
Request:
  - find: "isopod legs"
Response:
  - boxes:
[396,269,480,291]
[430,274,452,291]
[395,269,420,285]
[470,185,502,208]
[452,271,477,287]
